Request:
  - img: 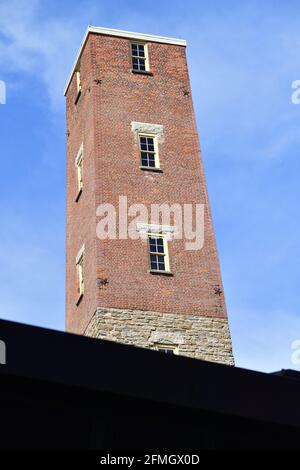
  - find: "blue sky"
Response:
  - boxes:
[0,0,300,372]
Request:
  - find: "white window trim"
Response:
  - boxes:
[76,70,82,93]
[76,244,85,265]
[148,233,171,273]
[76,244,85,302]
[138,133,160,170]
[75,142,83,165]
[131,41,150,72]
[144,44,150,71]
[155,344,179,355]
[75,143,83,199]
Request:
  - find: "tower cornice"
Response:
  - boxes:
[64,26,187,96]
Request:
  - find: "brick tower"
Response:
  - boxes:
[65,26,234,365]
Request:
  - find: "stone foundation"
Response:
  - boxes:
[84,307,234,366]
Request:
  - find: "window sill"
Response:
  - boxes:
[148,270,174,277]
[140,166,163,173]
[75,188,82,202]
[74,90,81,105]
[131,69,153,76]
[76,293,84,306]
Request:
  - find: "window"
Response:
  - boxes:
[155,344,179,355]
[75,143,83,200]
[74,70,82,104]
[148,235,170,272]
[139,134,159,169]
[131,42,149,72]
[76,70,82,94]
[76,245,85,304]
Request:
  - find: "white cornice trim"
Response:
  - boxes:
[64,26,187,96]
[87,26,187,46]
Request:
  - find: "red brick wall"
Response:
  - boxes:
[66,32,229,334]
[65,38,98,332]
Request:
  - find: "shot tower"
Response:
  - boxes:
[65,26,234,364]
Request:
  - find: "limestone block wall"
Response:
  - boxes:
[85,307,234,366]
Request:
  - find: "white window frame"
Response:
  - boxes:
[76,244,85,303]
[155,344,179,355]
[76,70,82,94]
[131,42,150,72]
[75,143,83,200]
[148,233,170,273]
[138,133,160,170]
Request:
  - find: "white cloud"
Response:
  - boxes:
[0,0,84,110]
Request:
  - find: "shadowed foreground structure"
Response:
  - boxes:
[0,319,300,450]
